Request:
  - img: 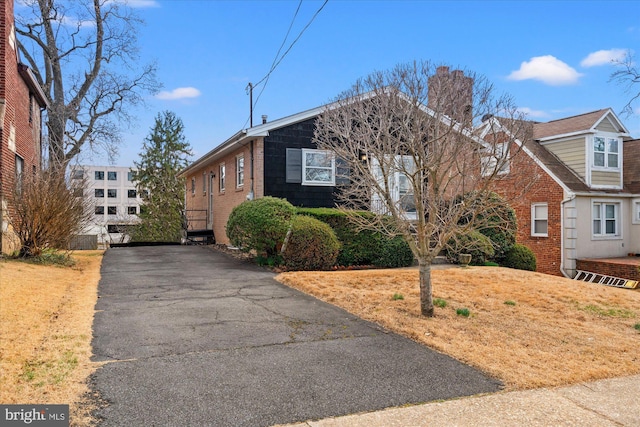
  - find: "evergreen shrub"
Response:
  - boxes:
[226,197,295,257]
[445,230,495,265]
[282,215,340,271]
[503,243,537,271]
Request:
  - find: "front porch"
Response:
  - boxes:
[576,256,640,283]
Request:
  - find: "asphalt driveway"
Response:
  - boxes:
[90,245,501,426]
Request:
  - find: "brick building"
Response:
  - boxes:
[0,0,48,253]
[484,110,640,278]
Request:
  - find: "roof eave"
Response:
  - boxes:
[18,64,49,109]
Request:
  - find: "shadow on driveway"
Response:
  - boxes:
[90,245,501,427]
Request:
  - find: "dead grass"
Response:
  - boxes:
[276,266,640,390]
[0,251,104,426]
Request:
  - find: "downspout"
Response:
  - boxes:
[247,139,255,200]
[560,193,576,278]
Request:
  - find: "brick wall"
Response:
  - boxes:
[576,259,640,281]
[184,140,260,245]
[1,1,43,253]
[494,142,565,276]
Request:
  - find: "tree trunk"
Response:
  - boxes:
[419,259,434,317]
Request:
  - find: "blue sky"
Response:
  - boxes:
[77,0,640,167]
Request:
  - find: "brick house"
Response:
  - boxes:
[180,67,476,246]
[179,109,335,245]
[483,110,640,279]
[0,1,49,253]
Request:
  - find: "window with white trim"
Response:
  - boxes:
[219,163,226,192]
[191,177,196,195]
[592,201,620,237]
[481,143,509,177]
[302,149,335,186]
[593,136,619,169]
[236,155,244,188]
[633,200,640,225]
[531,203,548,236]
[370,155,417,220]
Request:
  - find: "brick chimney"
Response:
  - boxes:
[427,66,473,124]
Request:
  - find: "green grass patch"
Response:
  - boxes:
[634,323,640,332]
[577,303,636,318]
[433,298,447,308]
[504,300,516,306]
[392,293,404,301]
[456,308,471,317]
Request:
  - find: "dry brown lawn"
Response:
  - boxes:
[0,251,104,426]
[276,266,640,390]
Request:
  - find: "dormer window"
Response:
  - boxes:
[593,136,618,169]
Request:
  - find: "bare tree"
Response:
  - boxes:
[611,51,640,116]
[15,0,159,173]
[7,169,93,257]
[314,61,532,317]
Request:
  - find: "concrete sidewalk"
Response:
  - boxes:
[278,374,640,427]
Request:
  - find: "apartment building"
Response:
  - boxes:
[73,165,145,247]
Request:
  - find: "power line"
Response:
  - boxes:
[243,0,329,128]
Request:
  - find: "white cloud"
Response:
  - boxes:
[508,55,582,86]
[124,0,160,8]
[155,87,201,100]
[107,0,161,7]
[517,107,549,119]
[580,49,627,67]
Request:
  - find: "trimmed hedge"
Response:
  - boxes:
[226,197,295,257]
[503,243,537,271]
[282,215,340,271]
[296,207,414,268]
[374,236,415,268]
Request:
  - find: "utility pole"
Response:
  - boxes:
[246,82,253,127]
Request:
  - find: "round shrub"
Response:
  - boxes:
[373,236,414,268]
[445,230,495,265]
[282,215,341,271]
[226,197,295,257]
[503,243,537,271]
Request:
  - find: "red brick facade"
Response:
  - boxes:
[576,259,640,282]
[1,1,46,253]
[183,140,264,245]
[493,142,565,276]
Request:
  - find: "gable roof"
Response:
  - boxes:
[180,90,477,177]
[533,109,629,141]
[179,104,326,177]
[486,109,637,195]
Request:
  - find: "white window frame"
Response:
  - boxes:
[219,163,226,192]
[592,200,621,239]
[202,172,207,195]
[191,177,196,195]
[370,155,417,220]
[531,203,548,237]
[592,135,620,170]
[236,155,245,188]
[481,143,510,177]
[632,199,640,225]
[301,149,335,186]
